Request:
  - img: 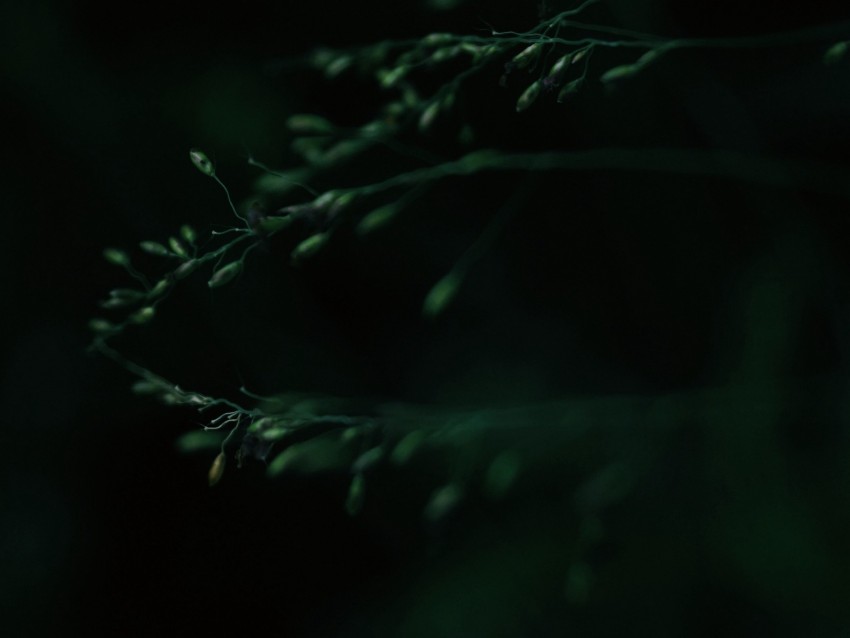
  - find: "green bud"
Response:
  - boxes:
[189,149,215,176]
[548,54,571,79]
[510,43,541,70]
[148,278,170,298]
[516,80,542,112]
[110,288,145,301]
[174,259,198,280]
[180,224,196,244]
[207,261,242,288]
[423,270,463,318]
[423,484,463,522]
[377,66,409,88]
[418,100,442,133]
[600,64,639,83]
[175,430,222,454]
[286,113,335,135]
[88,318,114,333]
[423,32,453,46]
[139,241,169,256]
[131,380,162,395]
[557,78,582,103]
[100,297,134,309]
[130,306,155,324]
[103,248,130,267]
[390,430,425,466]
[291,233,329,263]
[168,237,187,258]
[256,216,293,234]
[324,54,353,79]
[208,452,226,486]
[824,41,848,65]
[357,203,399,235]
[352,447,384,474]
[483,451,522,501]
[345,473,365,516]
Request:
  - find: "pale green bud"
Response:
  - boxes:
[130,306,155,324]
[140,241,169,256]
[180,224,196,244]
[207,261,242,288]
[516,80,542,112]
[291,233,329,263]
[189,148,215,176]
[286,114,335,135]
[168,237,187,258]
[103,248,129,267]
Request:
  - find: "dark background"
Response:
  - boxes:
[3,0,850,636]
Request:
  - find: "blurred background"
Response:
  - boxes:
[3,0,850,636]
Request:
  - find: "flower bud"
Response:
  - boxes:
[207,261,243,288]
[516,80,542,112]
[189,149,215,176]
[208,452,226,486]
[103,248,129,267]
[140,241,169,256]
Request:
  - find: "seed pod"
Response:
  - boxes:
[103,248,130,267]
[140,241,169,256]
[547,54,571,80]
[516,80,542,112]
[207,261,242,288]
[189,149,215,176]
[208,452,226,486]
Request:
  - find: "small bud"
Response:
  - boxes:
[207,261,242,288]
[291,233,329,263]
[483,451,522,501]
[139,241,169,256]
[572,49,588,64]
[174,259,198,280]
[547,54,571,80]
[208,452,226,486]
[168,237,187,258]
[131,380,161,395]
[286,114,335,135]
[189,149,215,176]
[345,473,365,516]
[103,248,129,267]
[180,225,196,244]
[418,100,442,133]
[324,54,353,79]
[423,484,463,522]
[600,64,639,84]
[557,78,582,103]
[148,278,170,298]
[352,447,384,474]
[88,318,114,333]
[130,306,155,324]
[110,288,145,301]
[390,430,425,466]
[357,203,400,235]
[377,66,409,88]
[423,32,453,46]
[423,270,462,318]
[824,41,848,65]
[516,80,542,112]
[510,43,542,70]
